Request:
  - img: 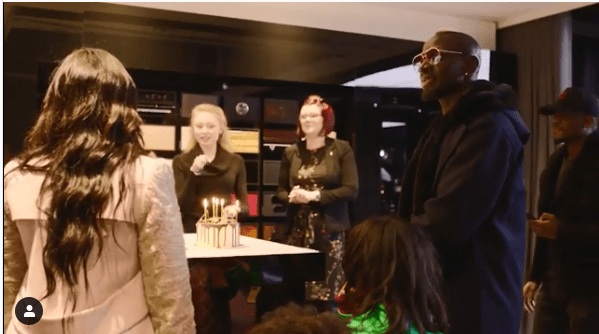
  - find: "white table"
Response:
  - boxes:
[185,233,318,259]
[185,233,325,301]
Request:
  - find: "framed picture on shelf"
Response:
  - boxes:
[264,98,299,125]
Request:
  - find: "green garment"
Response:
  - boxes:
[337,303,443,334]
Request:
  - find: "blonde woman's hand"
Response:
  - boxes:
[190,155,210,175]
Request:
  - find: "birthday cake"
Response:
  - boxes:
[195,198,242,249]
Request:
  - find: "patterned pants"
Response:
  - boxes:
[305,232,345,301]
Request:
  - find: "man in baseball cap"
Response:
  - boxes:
[524,87,599,334]
[540,86,598,115]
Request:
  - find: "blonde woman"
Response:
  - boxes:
[173,104,248,233]
[172,103,249,334]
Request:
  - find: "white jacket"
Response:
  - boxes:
[4,156,195,334]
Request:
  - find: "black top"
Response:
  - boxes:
[294,141,335,191]
[172,144,248,233]
[555,156,575,197]
[277,137,358,233]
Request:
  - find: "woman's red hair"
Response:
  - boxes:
[296,94,335,138]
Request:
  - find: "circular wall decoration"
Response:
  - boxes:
[236,102,250,116]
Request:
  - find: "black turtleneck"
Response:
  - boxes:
[172,144,248,233]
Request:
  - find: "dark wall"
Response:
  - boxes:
[5,3,430,224]
[573,35,599,96]
[572,4,599,96]
[4,2,423,157]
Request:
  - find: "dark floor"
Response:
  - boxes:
[230,291,257,334]
[227,226,278,333]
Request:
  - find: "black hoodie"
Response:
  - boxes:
[399,80,530,334]
[449,80,529,142]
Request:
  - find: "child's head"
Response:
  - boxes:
[249,302,350,334]
[342,215,448,334]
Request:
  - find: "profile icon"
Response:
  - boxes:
[24,305,36,318]
[15,297,43,325]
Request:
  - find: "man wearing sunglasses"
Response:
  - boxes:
[399,31,530,334]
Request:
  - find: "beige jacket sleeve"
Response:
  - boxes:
[139,160,195,334]
[3,161,28,332]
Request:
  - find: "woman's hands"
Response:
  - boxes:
[288,186,320,204]
[190,155,211,175]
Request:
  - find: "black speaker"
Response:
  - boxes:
[181,93,220,118]
[224,95,261,123]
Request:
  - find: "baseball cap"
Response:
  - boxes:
[539,87,599,117]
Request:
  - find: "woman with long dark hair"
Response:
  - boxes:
[3,48,194,334]
[336,216,448,334]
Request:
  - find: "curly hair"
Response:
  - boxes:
[341,216,449,334]
[6,48,144,331]
[248,302,350,334]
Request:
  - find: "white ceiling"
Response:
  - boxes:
[379,2,593,28]
[118,2,498,49]
[118,2,595,50]
[384,2,551,21]
[10,2,592,51]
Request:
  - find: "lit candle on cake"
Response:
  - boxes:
[212,197,216,221]
[203,199,208,223]
[217,198,220,221]
[235,200,240,245]
[220,198,225,221]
